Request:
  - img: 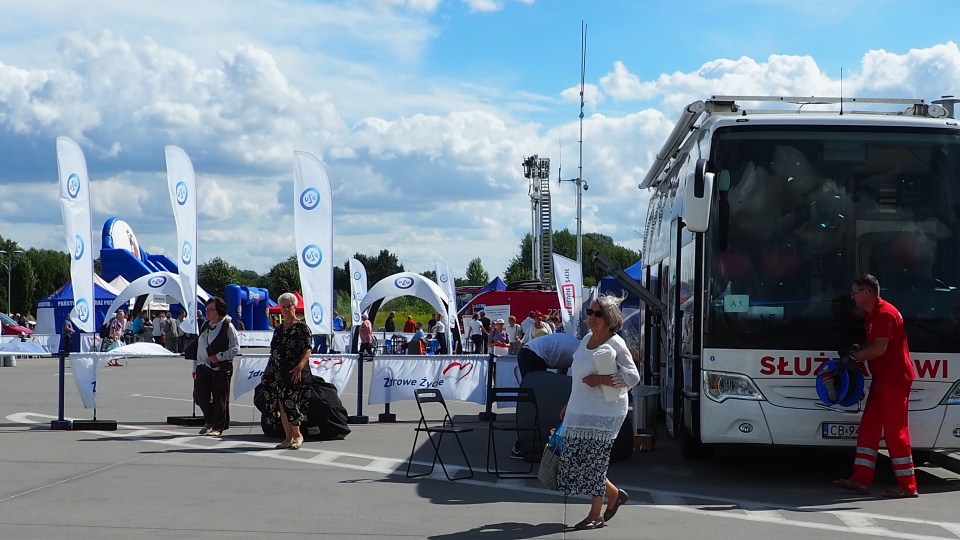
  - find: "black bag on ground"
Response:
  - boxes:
[254,375,351,441]
[610,411,633,463]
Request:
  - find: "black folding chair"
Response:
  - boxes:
[406,388,474,481]
[486,387,542,478]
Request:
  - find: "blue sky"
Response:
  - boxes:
[1,0,959,282]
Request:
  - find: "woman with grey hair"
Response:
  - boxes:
[261,292,313,450]
[558,294,640,530]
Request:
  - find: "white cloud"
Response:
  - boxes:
[2,11,959,287]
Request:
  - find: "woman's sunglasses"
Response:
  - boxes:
[585,307,603,317]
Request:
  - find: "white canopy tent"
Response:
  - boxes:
[103,272,188,322]
[358,272,454,351]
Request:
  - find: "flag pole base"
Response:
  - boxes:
[167,415,206,426]
[72,419,117,431]
[50,420,73,430]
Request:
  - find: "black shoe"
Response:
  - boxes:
[573,517,604,530]
[603,489,629,522]
[510,446,524,460]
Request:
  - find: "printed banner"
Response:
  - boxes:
[165,146,199,334]
[349,257,368,327]
[236,331,274,347]
[434,261,459,331]
[294,151,334,335]
[233,354,357,400]
[69,344,177,408]
[552,253,583,336]
[367,355,489,405]
[492,355,520,408]
[57,137,95,333]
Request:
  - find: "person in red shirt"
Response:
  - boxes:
[835,274,918,498]
[402,315,416,333]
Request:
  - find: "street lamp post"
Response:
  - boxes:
[0,250,24,314]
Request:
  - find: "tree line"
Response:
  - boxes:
[0,228,640,317]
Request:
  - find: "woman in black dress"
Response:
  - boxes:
[262,292,313,449]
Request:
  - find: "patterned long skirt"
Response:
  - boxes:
[262,369,311,426]
[557,433,615,497]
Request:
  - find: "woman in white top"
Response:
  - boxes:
[506,315,521,355]
[434,313,447,354]
[558,294,640,530]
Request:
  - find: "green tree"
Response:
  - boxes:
[464,257,489,285]
[504,233,534,283]
[333,262,350,295]
[265,256,301,296]
[352,249,404,288]
[502,229,642,287]
[24,248,70,314]
[421,269,436,282]
[198,257,241,298]
[236,269,263,288]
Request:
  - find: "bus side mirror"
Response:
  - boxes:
[684,158,714,233]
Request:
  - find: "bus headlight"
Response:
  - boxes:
[940,381,960,405]
[704,371,765,403]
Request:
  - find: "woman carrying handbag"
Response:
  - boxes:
[556,294,640,531]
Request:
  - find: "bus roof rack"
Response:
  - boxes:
[639,95,947,189]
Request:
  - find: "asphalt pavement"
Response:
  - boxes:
[2,353,960,539]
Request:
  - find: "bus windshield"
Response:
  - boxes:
[705,125,960,352]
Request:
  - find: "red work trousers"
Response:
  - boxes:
[850,380,916,492]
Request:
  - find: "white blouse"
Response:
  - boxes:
[563,332,641,441]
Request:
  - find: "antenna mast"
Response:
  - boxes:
[559,21,588,265]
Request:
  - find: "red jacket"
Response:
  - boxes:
[864,298,915,385]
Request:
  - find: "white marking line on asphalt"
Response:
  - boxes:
[8,411,959,540]
[127,394,256,408]
[738,502,789,523]
[835,512,885,533]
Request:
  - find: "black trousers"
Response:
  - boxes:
[517,347,548,379]
[194,364,232,430]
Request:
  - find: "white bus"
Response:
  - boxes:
[637,95,960,459]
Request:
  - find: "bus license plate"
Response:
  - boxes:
[822,423,860,439]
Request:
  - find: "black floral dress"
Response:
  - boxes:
[262,321,312,425]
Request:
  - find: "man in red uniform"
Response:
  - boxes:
[835,274,918,498]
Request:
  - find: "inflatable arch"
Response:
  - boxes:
[357,272,458,352]
[103,272,189,323]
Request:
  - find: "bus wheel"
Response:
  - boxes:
[680,428,714,460]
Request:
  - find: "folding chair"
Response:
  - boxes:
[406,388,475,481]
[486,387,542,478]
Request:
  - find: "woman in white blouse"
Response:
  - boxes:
[558,294,640,530]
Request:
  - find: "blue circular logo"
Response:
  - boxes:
[354,291,363,301]
[300,188,321,210]
[394,277,414,289]
[148,276,167,288]
[353,313,360,322]
[439,274,448,283]
[67,173,81,199]
[353,271,361,281]
[310,302,324,325]
[181,241,192,265]
[176,181,188,205]
[76,298,90,323]
[74,235,84,260]
[301,244,322,268]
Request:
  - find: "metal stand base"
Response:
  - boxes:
[479,411,497,421]
[50,420,72,430]
[378,413,396,422]
[347,415,369,424]
[72,419,118,431]
[166,415,206,426]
